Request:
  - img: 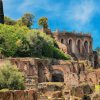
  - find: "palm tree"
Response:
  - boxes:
[0,0,4,24]
[38,17,48,29]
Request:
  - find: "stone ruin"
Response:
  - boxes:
[40,28,100,68]
[0,58,100,100]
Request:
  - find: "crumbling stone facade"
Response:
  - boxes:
[52,30,100,68]
[41,28,99,68]
[53,30,93,60]
[0,58,100,99]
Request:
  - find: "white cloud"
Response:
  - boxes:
[18,0,62,17]
[65,0,95,30]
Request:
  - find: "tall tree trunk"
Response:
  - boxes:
[0,0,4,24]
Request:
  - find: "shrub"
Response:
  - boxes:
[0,24,71,60]
[0,62,25,90]
[0,24,28,57]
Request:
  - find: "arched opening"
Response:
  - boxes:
[83,95,91,100]
[37,62,45,83]
[61,39,64,43]
[84,41,88,53]
[77,40,81,53]
[52,70,64,82]
[69,39,73,52]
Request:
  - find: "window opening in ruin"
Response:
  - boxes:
[84,41,88,53]
[69,39,72,52]
[77,40,81,53]
[52,71,64,82]
[61,39,64,43]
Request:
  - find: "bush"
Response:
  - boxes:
[0,62,25,90]
[0,24,29,57]
[0,24,71,60]
[52,47,71,60]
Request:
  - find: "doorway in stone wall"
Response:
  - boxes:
[52,70,64,82]
[37,62,45,83]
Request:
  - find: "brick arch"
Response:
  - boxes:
[76,39,82,53]
[61,38,64,44]
[51,65,66,74]
[68,38,73,52]
[52,69,64,82]
[84,40,89,53]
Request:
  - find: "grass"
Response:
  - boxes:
[0,89,9,92]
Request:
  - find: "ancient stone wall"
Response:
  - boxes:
[0,58,100,99]
[53,31,93,62]
[0,58,100,91]
[0,90,37,100]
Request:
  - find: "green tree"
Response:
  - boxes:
[0,24,28,57]
[0,24,71,60]
[38,17,48,29]
[4,16,16,25]
[21,13,34,28]
[0,62,25,90]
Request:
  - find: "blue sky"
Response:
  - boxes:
[3,0,100,49]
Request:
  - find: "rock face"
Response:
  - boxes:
[0,58,100,99]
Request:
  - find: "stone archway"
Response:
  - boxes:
[52,70,64,82]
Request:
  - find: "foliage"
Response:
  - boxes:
[0,24,28,57]
[0,61,25,90]
[4,13,34,28]
[38,17,48,29]
[52,47,71,60]
[4,16,16,25]
[0,24,70,60]
[21,13,34,28]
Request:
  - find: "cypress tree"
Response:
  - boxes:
[0,0,4,24]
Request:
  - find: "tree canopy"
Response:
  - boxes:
[38,17,48,29]
[21,13,34,28]
[0,24,70,60]
[4,13,34,28]
[4,16,16,25]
